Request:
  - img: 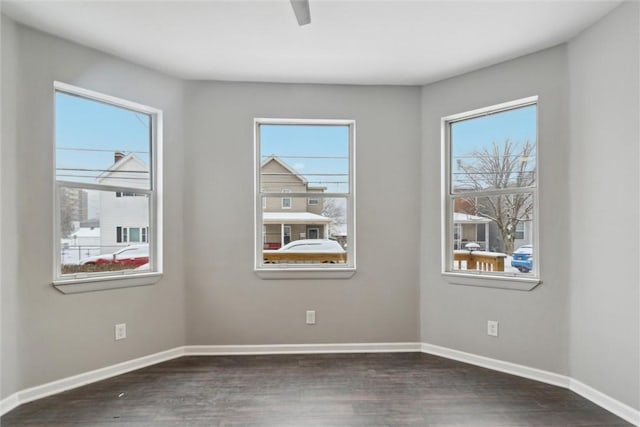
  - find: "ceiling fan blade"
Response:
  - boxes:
[290,0,311,26]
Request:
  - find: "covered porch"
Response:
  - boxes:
[263,212,333,249]
[454,212,491,250]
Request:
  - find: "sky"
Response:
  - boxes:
[55,91,150,187]
[260,124,350,194]
[450,104,537,190]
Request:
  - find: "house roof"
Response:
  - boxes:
[70,227,101,238]
[454,212,492,224]
[96,153,149,184]
[263,212,332,224]
[261,156,308,185]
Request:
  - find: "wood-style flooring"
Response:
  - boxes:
[1,353,632,426]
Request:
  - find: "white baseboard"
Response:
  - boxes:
[184,342,422,355]
[0,346,185,417]
[570,378,640,426]
[422,343,639,426]
[2,342,638,427]
[421,343,570,388]
[0,394,20,418]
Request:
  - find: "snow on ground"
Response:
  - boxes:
[60,245,102,265]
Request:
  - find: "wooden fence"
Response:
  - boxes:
[263,252,347,264]
[453,250,506,272]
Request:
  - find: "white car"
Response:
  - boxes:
[80,244,149,268]
[276,239,345,253]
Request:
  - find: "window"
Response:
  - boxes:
[281,189,292,209]
[116,191,144,197]
[255,119,355,277]
[116,226,149,243]
[442,97,539,288]
[54,82,162,289]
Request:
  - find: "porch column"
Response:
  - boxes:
[324,224,328,239]
[485,223,489,250]
[281,223,285,247]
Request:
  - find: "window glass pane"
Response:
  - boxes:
[260,125,350,194]
[129,227,140,242]
[261,196,348,265]
[450,105,536,193]
[59,187,150,275]
[55,91,151,189]
[452,196,534,275]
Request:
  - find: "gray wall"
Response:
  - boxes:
[1,21,187,398]
[2,1,638,413]
[568,2,639,410]
[1,14,20,400]
[420,45,571,375]
[184,82,421,345]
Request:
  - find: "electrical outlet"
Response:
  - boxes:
[115,323,127,340]
[487,320,499,337]
[306,310,316,325]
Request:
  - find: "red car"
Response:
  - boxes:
[80,244,149,268]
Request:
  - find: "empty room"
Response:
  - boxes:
[1,0,638,425]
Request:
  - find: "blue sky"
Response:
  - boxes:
[55,92,150,185]
[450,104,537,189]
[261,124,350,193]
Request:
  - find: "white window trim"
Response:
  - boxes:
[308,197,319,205]
[441,96,540,291]
[254,118,356,279]
[52,82,163,293]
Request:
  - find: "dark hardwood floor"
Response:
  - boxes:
[1,353,632,426]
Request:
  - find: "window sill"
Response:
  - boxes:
[442,272,540,291]
[255,268,356,280]
[53,272,163,294]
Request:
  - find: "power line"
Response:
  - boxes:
[262,173,348,177]
[57,147,149,154]
[262,155,348,159]
[57,167,149,173]
[56,174,149,181]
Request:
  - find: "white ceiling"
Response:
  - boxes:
[1,0,621,85]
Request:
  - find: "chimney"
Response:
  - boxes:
[114,151,125,163]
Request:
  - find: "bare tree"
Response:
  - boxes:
[60,197,76,238]
[456,139,535,254]
[321,198,346,236]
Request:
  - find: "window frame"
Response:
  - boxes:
[281,189,292,209]
[254,118,356,279]
[441,96,541,290]
[52,82,163,293]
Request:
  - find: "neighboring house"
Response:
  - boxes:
[261,156,331,249]
[453,212,491,250]
[513,220,533,250]
[97,152,150,254]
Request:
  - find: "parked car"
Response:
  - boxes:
[80,244,149,268]
[511,244,533,272]
[263,239,346,264]
[277,239,345,253]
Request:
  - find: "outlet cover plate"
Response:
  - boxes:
[306,310,316,325]
[487,320,499,337]
[115,323,127,340]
